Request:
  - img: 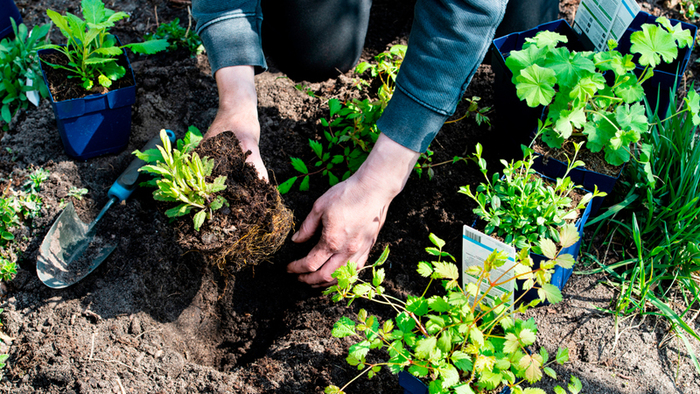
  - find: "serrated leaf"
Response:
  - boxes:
[630,23,677,67]
[406,296,429,316]
[299,175,310,191]
[438,363,459,388]
[504,332,519,353]
[556,347,569,364]
[519,354,543,383]
[515,64,557,107]
[539,238,557,259]
[568,376,582,394]
[544,48,594,88]
[538,283,563,304]
[416,261,433,277]
[523,389,547,394]
[277,177,296,194]
[427,296,450,312]
[414,336,436,359]
[451,351,473,372]
[555,254,575,269]
[429,233,445,249]
[332,316,356,338]
[615,103,647,134]
[543,367,557,379]
[559,223,580,248]
[519,328,536,346]
[432,262,458,280]
[553,386,566,394]
[290,157,308,174]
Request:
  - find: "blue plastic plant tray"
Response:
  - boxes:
[0,0,22,41]
[38,44,136,160]
[616,11,697,115]
[399,371,511,394]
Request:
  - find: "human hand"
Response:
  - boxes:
[205,65,268,181]
[287,133,420,287]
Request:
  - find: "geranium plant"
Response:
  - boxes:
[42,0,168,91]
[134,128,228,231]
[324,234,582,394]
[506,18,693,166]
[459,143,605,249]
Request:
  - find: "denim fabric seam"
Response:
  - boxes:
[196,12,261,35]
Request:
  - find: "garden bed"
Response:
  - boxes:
[1,0,700,393]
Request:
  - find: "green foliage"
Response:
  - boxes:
[584,85,700,372]
[324,234,575,393]
[459,143,605,249]
[0,167,48,282]
[144,18,204,57]
[67,186,89,200]
[679,1,699,19]
[506,19,692,166]
[135,127,228,231]
[0,20,50,131]
[42,0,169,91]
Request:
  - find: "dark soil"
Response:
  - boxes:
[171,131,293,271]
[1,1,699,394]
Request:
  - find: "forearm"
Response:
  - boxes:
[377,0,508,152]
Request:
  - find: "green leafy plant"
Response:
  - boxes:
[460,143,605,249]
[324,234,579,394]
[0,20,50,131]
[42,0,169,91]
[135,127,228,231]
[144,17,204,57]
[584,85,700,372]
[679,1,699,19]
[506,18,692,166]
[67,186,89,200]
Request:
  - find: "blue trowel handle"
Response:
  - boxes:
[108,129,177,202]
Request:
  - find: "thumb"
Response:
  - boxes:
[292,208,322,243]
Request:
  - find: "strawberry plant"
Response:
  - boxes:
[144,17,204,57]
[324,234,581,394]
[42,0,169,91]
[0,20,50,131]
[460,143,605,249]
[135,127,228,231]
[506,18,693,166]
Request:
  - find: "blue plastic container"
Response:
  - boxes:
[399,371,510,394]
[38,45,135,160]
[0,0,22,41]
[616,11,697,116]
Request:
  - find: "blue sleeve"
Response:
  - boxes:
[376,0,508,153]
[191,0,267,75]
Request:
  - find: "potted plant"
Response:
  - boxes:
[324,235,583,394]
[459,143,605,300]
[38,0,168,160]
[0,0,22,41]
[0,19,50,132]
[134,128,294,272]
[491,15,695,214]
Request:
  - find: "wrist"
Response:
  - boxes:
[354,133,420,198]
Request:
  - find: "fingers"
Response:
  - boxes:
[291,204,322,243]
[288,234,373,287]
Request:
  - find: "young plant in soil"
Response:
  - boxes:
[135,128,228,231]
[42,0,169,91]
[144,17,204,57]
[0,20,50,131]
[506,18,693,166]
[136,128,293,270]
[460,143,605,250]
[324,234,581,394]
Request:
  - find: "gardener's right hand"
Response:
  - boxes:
[205,65,268,181]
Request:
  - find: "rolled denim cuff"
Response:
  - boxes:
[376,87,449,153]
[198,14,267,75]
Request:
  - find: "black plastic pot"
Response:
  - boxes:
[0,0,22,40]
[38,42,136,160]
[495,0,559,38]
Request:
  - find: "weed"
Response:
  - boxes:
[144,17,204,57]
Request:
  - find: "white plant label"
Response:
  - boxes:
[462,225,516,310]
[573,0,641,51]
[26,77,40,107]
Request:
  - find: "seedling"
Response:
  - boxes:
[144,17,204,57]
[324,234,577,393]
[67,187,89,200]
[506,19,693,166]
[42,0,169,91]
[135,127,228,231]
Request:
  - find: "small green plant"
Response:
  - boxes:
[679,1,699,19]
[0,308,9,378]
[67,186,89,200]
[144,17,204,57]
[135,127,228,231]
[0,19,50,131]
[460,143,605,249]
[43,0,169,91]
[506,18,692,166]
[324,234,579,394]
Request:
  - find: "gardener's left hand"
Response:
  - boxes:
[287,133,419,287]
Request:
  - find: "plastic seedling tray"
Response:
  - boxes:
[38,40,136,160]
[0,0,22,40]
[399,371,511,394]
[616,11,697,116]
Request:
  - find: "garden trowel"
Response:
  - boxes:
[37,130,176,289]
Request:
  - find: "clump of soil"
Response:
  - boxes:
[172,131,294,272]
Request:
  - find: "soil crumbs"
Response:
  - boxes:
[1,1,700,394]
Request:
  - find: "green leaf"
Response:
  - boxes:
[519,328,536,346]
[554,107,586,139]
[82,0,106,24]
[299,175,310,191]
[504,333,520,353]
[506,45,545,78]
[454,383,476,394]
[438,363,459,388]
[192,210,206,231]
[543,367,557,379]
[556,347,569,364]
[523,389,547,394]
[429,233,445,249]
[309,140,323,159]
[527,30,568,49]
[614,103,647,134]
[555,254,575,269]
[1,104,10,123]
[538,283,563,304]
[614,73,645,103]
[277,177,296,194]
[406,296,429,316]
[46,9,70,34]
[568,376,582,394]
[94,46,123,56]
[395,312,416,333]
[559,223,579,248]
[515,64,557,107]
[553,387,566,394]
[416,261,433,277]
[539,238,557,260]
[544,48,594,88]
[519,354,543,383]
[569,73,605,103]
[349,340,371,361]
[332,316,356,338]
[451,351,473,372]
[290,157,308,174]
[124,39,170,54]
[414,336,436,359]
[427,296,450,312]
[630,23,677,67]
[432,262,458,280]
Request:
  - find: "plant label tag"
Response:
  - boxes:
[26,77,40,107]
[462,225,516,310]
[573,0,641,51]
